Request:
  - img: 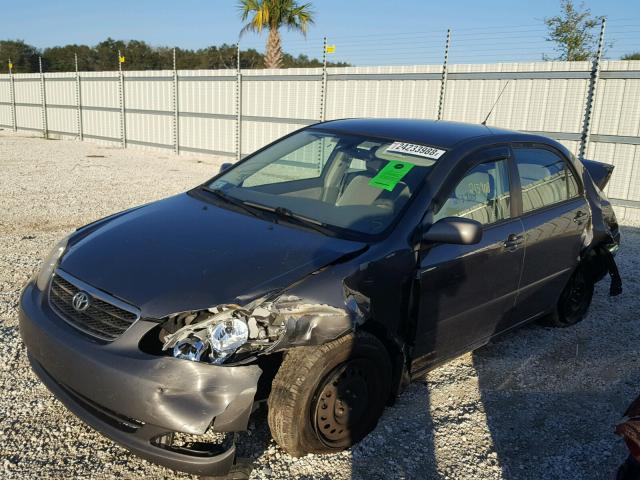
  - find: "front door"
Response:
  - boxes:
[412,150,524,371]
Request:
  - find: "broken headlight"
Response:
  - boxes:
[161,299,287,365]
[160,296,353,365]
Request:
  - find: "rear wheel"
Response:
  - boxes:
[267,332,391,457]
[543,266,594,327]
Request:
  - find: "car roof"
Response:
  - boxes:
[312,118,524,149]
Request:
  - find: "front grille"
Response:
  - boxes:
[49,271,139,342]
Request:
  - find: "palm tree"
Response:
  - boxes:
[238,0,314,69]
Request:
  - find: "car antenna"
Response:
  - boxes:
[481,80,511,126]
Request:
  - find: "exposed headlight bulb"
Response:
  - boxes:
[207,318,249,365]
[173,336,207,362]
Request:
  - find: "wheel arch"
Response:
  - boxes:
[357,320,409,402]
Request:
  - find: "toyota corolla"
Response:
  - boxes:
[19,119,621,477]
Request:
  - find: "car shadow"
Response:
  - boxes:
[233,226,637,479]
[471,224,640,479]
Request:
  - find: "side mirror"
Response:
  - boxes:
[422,217,483,245]
[219,162,233,173]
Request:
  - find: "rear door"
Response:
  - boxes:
[510,144,589,324]
[412,146,525,369]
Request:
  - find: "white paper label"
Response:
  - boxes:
[386,142,446,160]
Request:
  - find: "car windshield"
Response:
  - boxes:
[206,129,445,236]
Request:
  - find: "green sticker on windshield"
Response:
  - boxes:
[368,160,415,191]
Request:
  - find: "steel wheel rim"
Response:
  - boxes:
[314,359,371,446]
[566,272,587,316]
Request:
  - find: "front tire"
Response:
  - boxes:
[544,265,595,327]
[267,332,392,457]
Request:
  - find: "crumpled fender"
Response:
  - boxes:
[569,152,622,295]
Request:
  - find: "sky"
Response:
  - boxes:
[3,0,639,65]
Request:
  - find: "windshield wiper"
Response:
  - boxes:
[200,187,262,219]
[273,206,334,236]
[243,202,332,236]
[202,187,333,235]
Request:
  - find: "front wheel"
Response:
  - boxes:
[543,265,595,327]
[267,332,392,457]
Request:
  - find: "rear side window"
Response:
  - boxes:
[514,147,580,213]
[434,160,511,225]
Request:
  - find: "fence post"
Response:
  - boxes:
[8,59,16,132]
[75,53,83,141]
[320,37,328,122]
[235,43,242,162]
[38,56,48,139]
[437,29,451,121]
[579,18,606,161]
[117,49,126,148]
[172,48,179,155]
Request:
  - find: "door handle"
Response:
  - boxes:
[573,210,588,224]
[503,233,524,251]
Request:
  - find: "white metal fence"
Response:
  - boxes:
[1,60,640,220]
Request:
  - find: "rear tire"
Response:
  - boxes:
[543,265,594,327]
[267,332,391,457]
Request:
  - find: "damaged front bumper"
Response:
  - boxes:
[19,281,262,477]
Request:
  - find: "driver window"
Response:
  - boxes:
[434,159,511,225]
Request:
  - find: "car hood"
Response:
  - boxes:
[59,193,366,318]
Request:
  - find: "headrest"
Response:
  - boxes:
[455,171,494,202]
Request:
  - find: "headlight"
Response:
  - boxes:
[208,318,249,363]
[36,235,71,291]
[163,304,272,365]
[161,296,353,365]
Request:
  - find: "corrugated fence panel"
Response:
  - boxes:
[326,65,442,120]
[125,71,173,147]
[80,73,120,140]
[445,62,591,133]
[241,68,320,153]
[177,70,235,155]
[13,75,41,132]
[126,110,173,148]
[179,115,235,156]
[125,71,173,111]
[2,62,640,214]
[179,70,235,114]
[588,61,640,206]
[586,142,640,203]
[0,77,11,127]
[556,140,581,158]
[242,120,303,156]
[593,61,640,138]
[45,73,77,135]
[82,108,120,141]
[47,104,77,137]
[243,68,320,119]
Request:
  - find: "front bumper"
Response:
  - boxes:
[19,281,262,476]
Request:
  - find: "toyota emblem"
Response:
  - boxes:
[71,291,91,312]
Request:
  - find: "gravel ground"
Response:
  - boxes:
[1,131,639,480]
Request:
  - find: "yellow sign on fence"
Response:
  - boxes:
[326,45,336,54]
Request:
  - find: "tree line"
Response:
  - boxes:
[0,38,349,73]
